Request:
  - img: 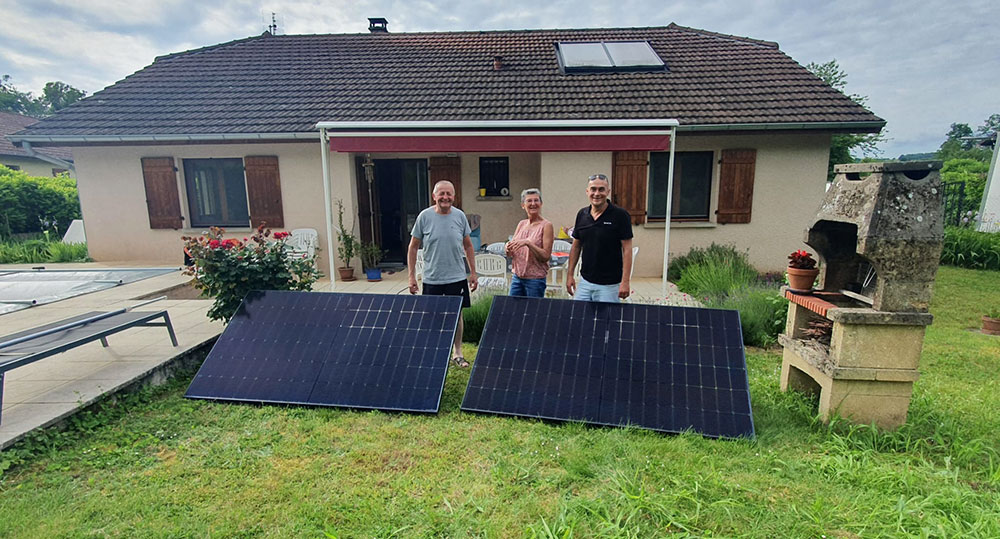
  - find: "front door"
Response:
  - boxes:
[355,158,429,264]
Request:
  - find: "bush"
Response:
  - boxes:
[0,238,88,263]
[673,245,759,297]
[941,158,989,216]
[941,227,1000,270]
[704,286,788,347]
[462,291,499,343]
[0,166,81,237]
[668,243,754,283]
[182,226,322,322]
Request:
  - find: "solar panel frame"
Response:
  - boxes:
[461,296,755,439]
[185,291,462,413]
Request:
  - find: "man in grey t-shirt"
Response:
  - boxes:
[408,180,478,367]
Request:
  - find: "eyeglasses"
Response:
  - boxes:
[588,174,608,181]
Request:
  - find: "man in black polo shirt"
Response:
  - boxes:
[566,173,633,302]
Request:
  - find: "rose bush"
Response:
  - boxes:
[182,225,321,322]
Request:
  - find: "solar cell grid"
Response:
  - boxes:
[185,291,462,413]
[462,296,755,438]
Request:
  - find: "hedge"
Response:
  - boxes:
[0,165,81,237]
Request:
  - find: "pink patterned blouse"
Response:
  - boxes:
[510,218,551,279]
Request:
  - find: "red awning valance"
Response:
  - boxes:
[328,133,670,153]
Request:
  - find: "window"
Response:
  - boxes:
[556,41,666,73]
[648,151,714,220]
[182,158,250,227]
[3,164,20,171]
[479,157,509,197]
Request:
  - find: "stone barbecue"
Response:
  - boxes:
[778,161,943,428]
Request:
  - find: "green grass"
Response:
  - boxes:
[1,268,998,537]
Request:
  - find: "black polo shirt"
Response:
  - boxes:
[572,202,633,285]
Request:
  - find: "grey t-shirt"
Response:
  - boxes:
[411,206,471,285]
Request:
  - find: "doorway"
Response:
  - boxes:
[354,157,429,264]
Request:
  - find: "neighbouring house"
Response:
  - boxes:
[8,21,884,278]
[0,111,74,177]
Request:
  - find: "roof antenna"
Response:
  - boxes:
[268,12,278,35]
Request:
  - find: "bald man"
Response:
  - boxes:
[407,180,479,367]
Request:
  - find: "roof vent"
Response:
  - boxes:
[368,17,388,33]
[493,56,503,71]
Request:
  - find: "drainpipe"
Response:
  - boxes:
[319,128,337,290]
[21,141,75,171]
[661,125,677,297]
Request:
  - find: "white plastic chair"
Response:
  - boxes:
[547,239,573,291]
[286,228,318,259]
[475,253,508,291]
[485,242,507,255]
[630,245,639,280]
[414,248,425,282]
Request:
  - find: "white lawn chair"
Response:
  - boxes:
[547,239,573,292]
[414,248,425,282]
[286,228,318,260]
[475,253,508,292]
[485,242,507,255]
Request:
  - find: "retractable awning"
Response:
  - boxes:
[316,119,677,152]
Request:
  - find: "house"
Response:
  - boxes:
[0,112,74,177]
[8,21,884,278]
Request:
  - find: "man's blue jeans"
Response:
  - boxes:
[509,275,547,298]
[574,277,620,302]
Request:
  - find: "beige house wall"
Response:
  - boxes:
[70,132,828,278]
[0,155,74,178]
[72,143,334,273]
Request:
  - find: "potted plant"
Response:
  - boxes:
[983,307,1000,336]
[787,249,819,292]
[359,241,386,282]
[335,199,358,281]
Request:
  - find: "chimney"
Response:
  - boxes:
[368,17,388,33]
[493,56,503,71]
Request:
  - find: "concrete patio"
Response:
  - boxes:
[0,262,697,450]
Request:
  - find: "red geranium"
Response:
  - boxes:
[788,249,817,270]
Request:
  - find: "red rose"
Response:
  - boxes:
[208,239,221,249]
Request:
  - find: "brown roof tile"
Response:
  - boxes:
[16,24,883,138]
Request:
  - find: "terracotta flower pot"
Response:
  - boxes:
[983,316,1000,336]
[337,267,356,282]
[787,267,819,292]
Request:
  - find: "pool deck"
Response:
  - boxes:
[0,262,697,450]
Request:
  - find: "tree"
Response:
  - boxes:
[0,74,86,116]
[42,81,86,112]
[805,60,887,180]
[936,115,996,162]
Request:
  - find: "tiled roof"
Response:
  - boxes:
[0,112,73,159]
[14,24,883,138]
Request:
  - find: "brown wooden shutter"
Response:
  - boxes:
[612,151,648,225]
[244,156,284,228]
[717,149,756,224]
[140,157,183,229]
[429,156,462,209]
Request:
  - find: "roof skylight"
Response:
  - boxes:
[556,41,666,73]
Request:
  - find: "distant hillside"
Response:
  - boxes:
[898,152,937,161]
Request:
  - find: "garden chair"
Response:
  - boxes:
[0,308,177,425]
[286,228,318,260]
[475,253,508,292]
[546,239,573,293]
[485,242,507,256]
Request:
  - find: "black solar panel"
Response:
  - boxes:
[461,296,754,438]
[185,291,462,413]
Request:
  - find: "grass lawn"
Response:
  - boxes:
[1,266,998,537]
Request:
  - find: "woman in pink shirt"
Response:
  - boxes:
[506,188,554,297]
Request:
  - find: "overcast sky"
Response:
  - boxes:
[1,0,997,156]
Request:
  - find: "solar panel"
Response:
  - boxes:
[185,291,462,413]
[461,296,754,438]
